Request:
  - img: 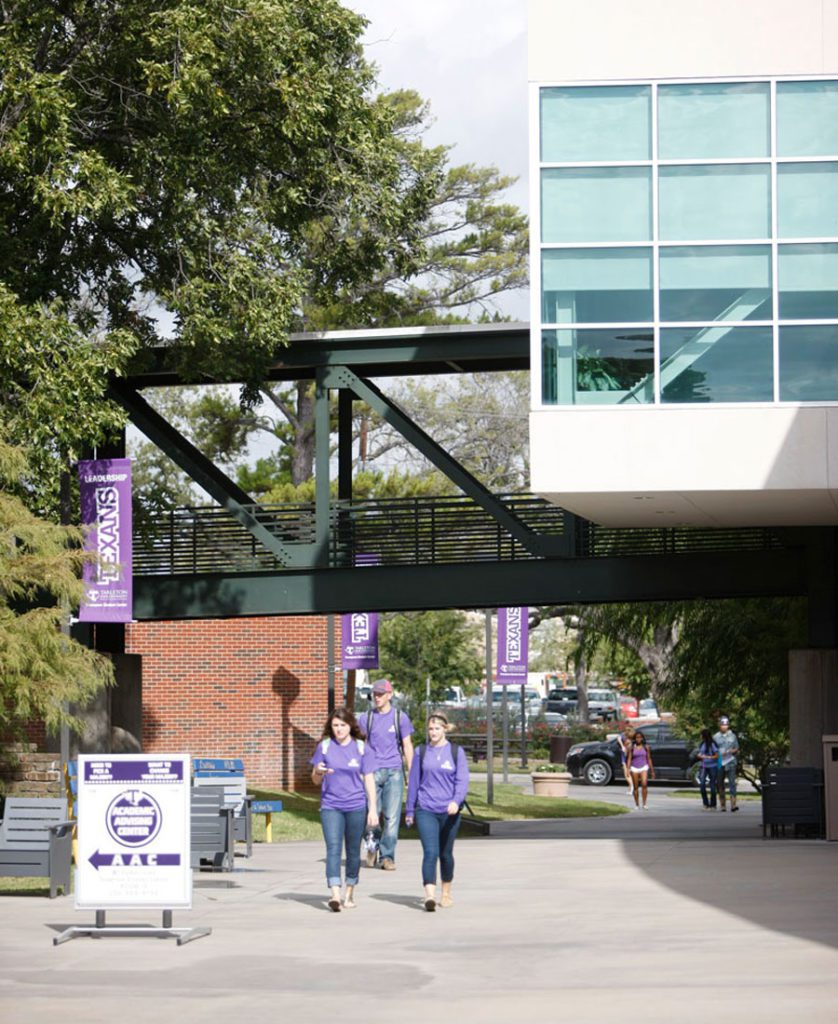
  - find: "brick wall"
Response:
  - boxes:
[125,616,337,790]
[0,744,63,797]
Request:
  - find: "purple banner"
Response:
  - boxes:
[497,606,528,684]
[341,554,379,669]
[78,458,133,623]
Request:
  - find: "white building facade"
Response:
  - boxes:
[529,0,838,527]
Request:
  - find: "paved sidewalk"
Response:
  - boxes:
[2,811,838,1024]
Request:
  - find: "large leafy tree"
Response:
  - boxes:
[1,0,434,512]
[139,89,529,492]
[378,610,483,709]
[0,1,437,719]
[0,440,114,736]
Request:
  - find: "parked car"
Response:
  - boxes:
[566,723,700,786]
[620,696,639,718]
[587,689,621,721]
[491,687,543,719]
[545,688,578,715]
[638,698,660,719]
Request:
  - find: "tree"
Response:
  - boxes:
[150,89,529,490]
[0,440,114,736]
[378,610,483,710]
[1,0,434,501]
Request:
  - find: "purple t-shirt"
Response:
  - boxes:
[364,707,414,770]
[405,741,469,816]
[310,738,377,811]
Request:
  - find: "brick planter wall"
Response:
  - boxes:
[0,744,63,797]
[125,616,336,790]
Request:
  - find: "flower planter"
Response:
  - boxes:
[531,771,572,797]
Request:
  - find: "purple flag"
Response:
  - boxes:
[341,554,380,669]
[497,606,528,684]
[78,458,133,623]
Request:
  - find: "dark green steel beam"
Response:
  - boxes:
[323,366,568,559]
[125,323,529,388]
[110,381,314,569]
[133,547,807,620]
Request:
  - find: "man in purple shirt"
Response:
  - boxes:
[364,678,414,870]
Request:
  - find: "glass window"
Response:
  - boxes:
[542,248,653,323]
[541,168,652,243]
[780,325,838,400]
[658,82,769,159]
[659,246,772,322]
[659,165,771,240]
[540,86,651,162]
[778,163,838,238]
[660,326,773,403]
[543,328,654,405]
[779,244,838,319]
[777,81,838,157]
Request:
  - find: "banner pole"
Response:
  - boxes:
[485,609,494,806]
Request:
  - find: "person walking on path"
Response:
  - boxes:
[697,728,719,810]
[628,730,655,809]
[363,678,414,871]
[405,712,469,912]
[310,707,378,912]
[620,724,635,794]
[714,715,740,812]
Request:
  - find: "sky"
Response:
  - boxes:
[351,0,530,320]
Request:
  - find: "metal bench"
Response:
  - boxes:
[0,797,74,897]
[190,789,236,871]
[761,766,825,838]
[193,758,254,857]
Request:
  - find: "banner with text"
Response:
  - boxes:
[497,606,528,684]
[75,754,191,910]
[78,457,133,623]
[341,554,380,669]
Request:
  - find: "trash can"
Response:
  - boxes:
[822,735,838,840]
[549,735,572,765]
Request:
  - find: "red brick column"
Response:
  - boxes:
[125,616,338,789]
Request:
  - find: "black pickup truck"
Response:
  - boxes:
[545,688,578,715]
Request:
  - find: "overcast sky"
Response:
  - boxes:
[351,0,530,320]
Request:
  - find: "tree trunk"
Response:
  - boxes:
[291,382,316,485]
[575,631,589,723]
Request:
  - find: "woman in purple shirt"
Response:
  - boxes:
[405,712,469,912]
[628,730,655,810]
[310,707,378,912]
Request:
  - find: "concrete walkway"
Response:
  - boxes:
[2,800,838,1024]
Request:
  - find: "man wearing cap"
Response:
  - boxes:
[713,716,740,812]
[364,679,414,870]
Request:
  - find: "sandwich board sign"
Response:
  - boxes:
[76,754,191,910]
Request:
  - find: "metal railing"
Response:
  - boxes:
[132,493,784,576]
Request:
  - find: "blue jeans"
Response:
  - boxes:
[415,808,461,886]
[718,761,737,801]
[374,767,404,863]
[320,807,365,888]
[700,766,718,807]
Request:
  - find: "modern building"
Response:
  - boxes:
[529,0,838,527]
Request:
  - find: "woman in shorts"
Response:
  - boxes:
[628,730,655,810]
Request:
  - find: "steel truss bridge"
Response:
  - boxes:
[115,323,813,621]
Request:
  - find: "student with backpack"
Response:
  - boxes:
[363,678,415,871]
[310,706,378,912]
[405,711,469,912]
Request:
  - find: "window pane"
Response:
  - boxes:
[777,81,838,157]
[542,168,652,242]
[658,82,769,159]
[542,248,653,323]
[659,165,771,240]
[661,326,773,403]
[659,246,772,322]
[779,244,838,319]
[543,328,654,405]
[780,325,838,400]
[541,86,651,162]
[778,163,838,238]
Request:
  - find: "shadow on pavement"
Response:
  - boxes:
[275,892,332,912]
